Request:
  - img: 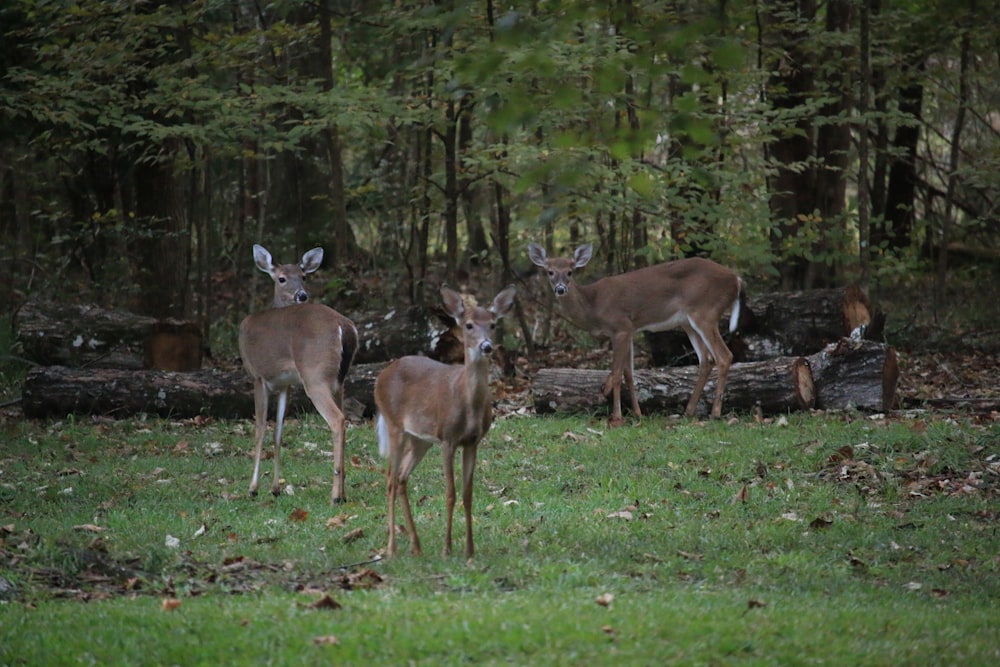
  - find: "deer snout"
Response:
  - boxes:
[480,340,494,355]
[554,283,568,296]
[294,290,309,303]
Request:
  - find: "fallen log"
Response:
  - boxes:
[20,362,388,420]
[806,338,899,411]
[645,285,881,365]
[533,355,815,417]
[14,301,202,371]
[534,338,898,417]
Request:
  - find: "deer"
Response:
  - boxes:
[238,244,358,504]
[375,284,516,558]
[528,243,745,424]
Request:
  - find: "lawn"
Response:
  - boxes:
[1,410,998,665]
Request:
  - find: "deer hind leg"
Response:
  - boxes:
[683,323,713,418]
[461,444,478,558]
[249,379,270,497]
[623,338,642,418]
[305,379,348,504]
[443,444,457,556]
[268,388,290,496]
[396,437,433,556]
[701,326,733,419]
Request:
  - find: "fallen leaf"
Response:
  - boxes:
[595,593,614,607]
[747,599,767,610]
[161,598,182,611]
[677,550,703,561]
[193,524,207,538]
[165,534,180,548]
[289,508,309,523]
[72,524,104,533]
[606,510,633,521]
[732,484,748,504]
[307,594,343,610]
[313,635,339,645]
[809,517,834,530]
[342,527,364,543]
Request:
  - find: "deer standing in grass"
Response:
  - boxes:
[375,285,516,558]
[528,243,744,423]
[238,244,358,504]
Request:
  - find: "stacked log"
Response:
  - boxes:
[15,301,202,371]
[533,338,897,417]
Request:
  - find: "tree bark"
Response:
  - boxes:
[533,355,815,417]
[645,285,877,365]
[21,362,388,421]
[533,339,898,417]
[15,301,202,371]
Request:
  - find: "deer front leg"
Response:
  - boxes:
[269,388,289,496]
[623,338,642,418]
[443,444,457,556]
[605,332,633,426]
[461,444,477,559]
[249,379,269,497]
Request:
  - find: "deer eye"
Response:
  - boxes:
[547,270,554,277]
[490,323,496,330]
[278,277,287,283]
[567,270,572,277]
[465,322,474,330]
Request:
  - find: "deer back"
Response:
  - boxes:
[238,303,357,388]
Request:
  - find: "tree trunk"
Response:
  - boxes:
[533,355,815,417]
[21,362,388,421]
[15,301,202,371]
[533,339,898,417]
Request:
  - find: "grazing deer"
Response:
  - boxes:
[528,243,744,423]
[375,285,516,557]
[238,244,358,504]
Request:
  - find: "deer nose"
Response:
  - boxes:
[294,290,309,303]
[555,284,567,296]
[480,340,494,355]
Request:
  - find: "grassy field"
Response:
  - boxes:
[1,410,998,665]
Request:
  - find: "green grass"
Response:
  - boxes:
[1,411,998,665]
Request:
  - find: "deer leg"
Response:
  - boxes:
[397,438,432,556]
[702,328,734,419]
[683,324,713,418]
[269,388,289,496]
[605,332,632,426]
[443,444,457,556]
[249,379,269,497]
[461,444,478,558]
[385,429,400,557]
[305,380,348,504]
[623,338,642,418]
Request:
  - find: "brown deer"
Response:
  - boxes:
[375,285,516,557]
[528,243,744,423]
[238,244,358,504]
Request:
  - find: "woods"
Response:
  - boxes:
[2,1,998,420]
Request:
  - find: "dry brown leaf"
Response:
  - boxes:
[606,510,633,521]
[313,635,340,645]
[308,594,343,610]
[161,598,182,611]
[732,484,748,504]
[326,514,350,529]
[595,593,614,607]
[289,508,309,523]
[342,527,364,543]
[72,524,104,533]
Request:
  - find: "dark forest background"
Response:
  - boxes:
[2,0,998,357]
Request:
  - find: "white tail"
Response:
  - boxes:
[528,243,744,422]
[375,284,516,557]
[238,244,358,504]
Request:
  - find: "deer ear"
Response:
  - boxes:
[574,244,593,268]
[440,286,465,322]
[300,247,324,274]
[253,244,275,274]
[527,243,547,267]
[490,285,517,318]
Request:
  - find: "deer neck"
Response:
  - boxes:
[557,282,601,329]
[456,353,491,409]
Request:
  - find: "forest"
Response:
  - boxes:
[1,0,998,359]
